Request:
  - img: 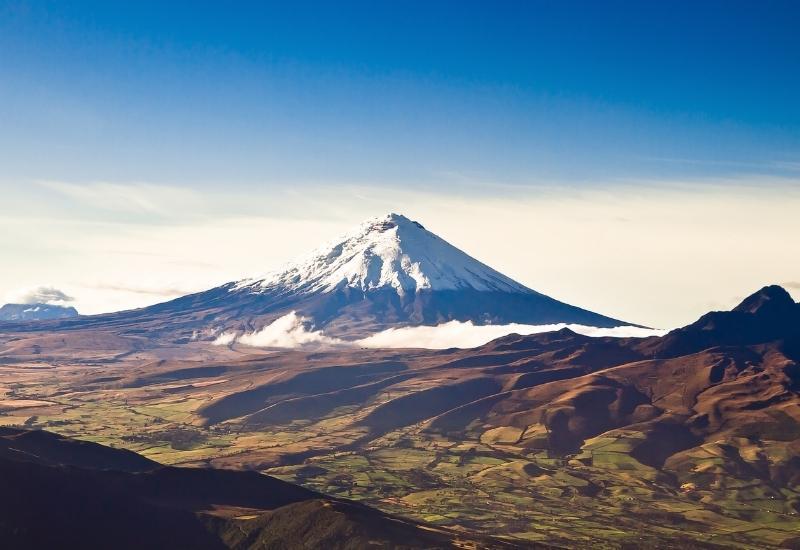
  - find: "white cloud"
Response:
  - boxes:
[212,331,237,346]
[6,285,74,305]
[221,315,666,350]
[236,312,344,349]
[355,320,667,349]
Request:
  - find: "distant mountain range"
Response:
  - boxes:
[0,302,78,321]
[0,214,634,342]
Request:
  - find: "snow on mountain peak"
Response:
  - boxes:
[235,213,533,296]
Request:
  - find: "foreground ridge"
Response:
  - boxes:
[0,427,525,550]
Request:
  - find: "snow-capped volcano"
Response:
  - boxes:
[210,212,630,337]
[235,213,531,297]
[5,213,635,341]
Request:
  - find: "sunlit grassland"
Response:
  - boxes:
[1,365,797,549]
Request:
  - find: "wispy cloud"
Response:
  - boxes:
[6,285,74,305]
[640,156,800,175]
[771,161,800,172]
[783,281,800,290]
[38,181,200,216]
[87,283,193,297]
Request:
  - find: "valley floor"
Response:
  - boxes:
[0,329,798,549]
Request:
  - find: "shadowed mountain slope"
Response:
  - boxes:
[0,427,525,550]
[641,284,800,359]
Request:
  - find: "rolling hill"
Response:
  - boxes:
[0,285,797,547]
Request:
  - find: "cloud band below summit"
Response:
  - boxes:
[214,312,667,350]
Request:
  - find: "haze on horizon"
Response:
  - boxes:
[1,1,799,328]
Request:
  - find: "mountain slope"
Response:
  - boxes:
[0,213,632,341]
[2,285,797,547]
[123,285,799,547]
[0,427,524,550]
[641,284,800,358]
[0,302,78,321]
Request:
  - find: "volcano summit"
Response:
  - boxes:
[2,214,635,341]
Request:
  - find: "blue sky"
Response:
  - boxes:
[2,0,799,186]
[1,1,799,326]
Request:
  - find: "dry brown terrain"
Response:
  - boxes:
[0,286,798,548]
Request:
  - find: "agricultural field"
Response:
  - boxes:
[0,327,798,548]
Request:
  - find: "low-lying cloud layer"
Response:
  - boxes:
[356,320,668,349]
[5,285,74,305]
[215,313,667,350]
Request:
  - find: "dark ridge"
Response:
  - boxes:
[0,427,157,473]
[478,328,596,353]
[0,428,525,549]
[732,284,796,315]
[642,285,800,359]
